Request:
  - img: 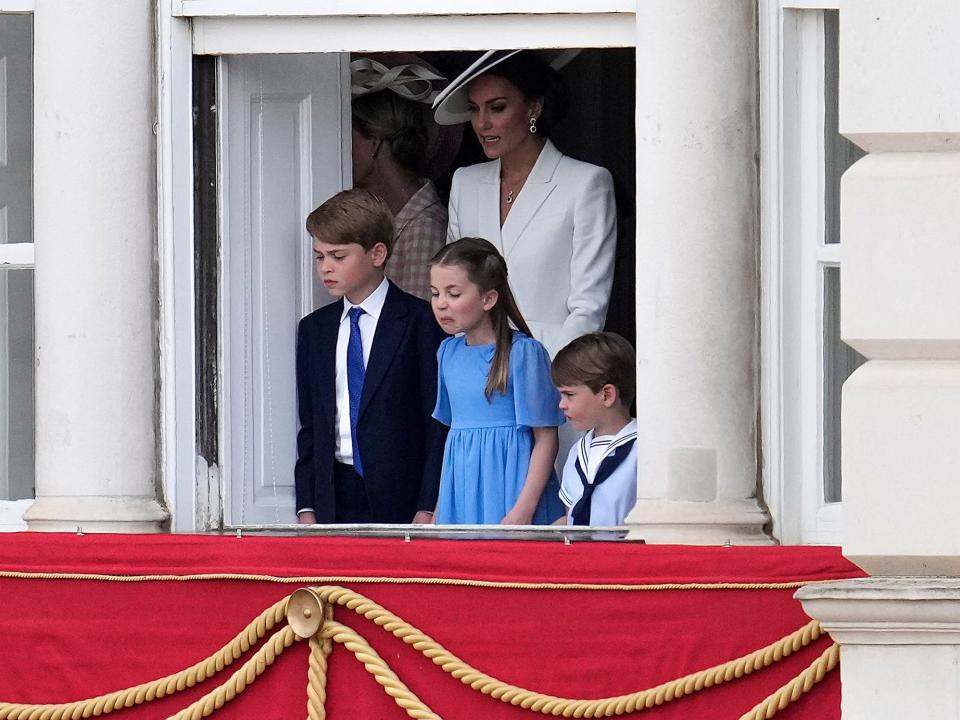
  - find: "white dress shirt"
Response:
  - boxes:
[335,277,389,464]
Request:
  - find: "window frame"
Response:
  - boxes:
[159,7,636,532]
[173,0,633,17]
[0,7,33,530]
[0,7,33,264]
[0,245,33,268]
[760,0,847,545]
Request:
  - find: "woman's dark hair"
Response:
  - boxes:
[481,51,569,137]
[430,237,533,399]
[352,91,430,176]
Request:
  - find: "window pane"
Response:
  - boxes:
[0,14,33,245]
[824,10,865,246]
[823,266,866,503]
[1,269,35,501]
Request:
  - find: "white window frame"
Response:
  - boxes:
[158,3,636,531]
[0,244,33,268]
[760,0,846,545]
[0,7,32,266]
[0,5,34,530]
[172,0,634,17]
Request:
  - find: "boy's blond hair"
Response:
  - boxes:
[305,188,395,257]
[551,332,636,407]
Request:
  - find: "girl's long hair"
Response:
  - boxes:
[431,237,532,399]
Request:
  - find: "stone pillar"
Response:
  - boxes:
[25,0,168,532]
[798,1,960,717]
[627,1,769,543]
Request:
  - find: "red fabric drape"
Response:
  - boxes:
[0,534,865,719]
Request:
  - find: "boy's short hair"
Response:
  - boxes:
[552,332,636,407]
[305,188,395,257]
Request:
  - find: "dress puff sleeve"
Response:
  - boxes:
[432,337,453,426]
[511,334,566,428]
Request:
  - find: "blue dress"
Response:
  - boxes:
[433,332,566,525]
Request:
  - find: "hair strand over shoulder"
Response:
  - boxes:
[431,237,531,399]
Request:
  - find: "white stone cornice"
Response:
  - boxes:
[798,578,960,645]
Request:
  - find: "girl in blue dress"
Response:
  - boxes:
[429,237,565,525]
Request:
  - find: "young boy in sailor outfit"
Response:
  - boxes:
[551,333,637,526]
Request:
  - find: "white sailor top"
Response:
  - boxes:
[559,419,638,526]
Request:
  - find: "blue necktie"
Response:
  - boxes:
[347,306,366,477]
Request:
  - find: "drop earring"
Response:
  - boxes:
[529,116,538,134]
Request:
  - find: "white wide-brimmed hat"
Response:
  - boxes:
[432,49,581,126]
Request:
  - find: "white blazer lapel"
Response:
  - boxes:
[499,140,563,259]
[477,161,503,254]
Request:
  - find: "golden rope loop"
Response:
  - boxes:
[737,643,840,720]
[307,605,334,720]
[0,585,839,720]
[311,585,826,717]
[168,626,298,720]
[321,621,441,720]
[307,636,327,720]
[0,599,289,720]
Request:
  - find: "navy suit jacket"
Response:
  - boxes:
[294,281,447,523]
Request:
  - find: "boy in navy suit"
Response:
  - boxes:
[295,189,446,524]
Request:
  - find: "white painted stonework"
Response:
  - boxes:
[799,579,960,720]
[843,360,960,575]
[840,0,960,154]
[190,14,634,55]
[25,0,167,532]
[837,1,960,575]
[627,0,769,544]
[797,1,960,718]
[841,153,960,361]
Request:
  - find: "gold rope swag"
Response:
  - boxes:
[0,585,838,720]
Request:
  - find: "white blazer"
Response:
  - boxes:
[446,139,617,357]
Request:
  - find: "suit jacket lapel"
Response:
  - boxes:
[500,139,562,260]
[314,301,341,424]
[478,161,504,254]
[359,283,408,419]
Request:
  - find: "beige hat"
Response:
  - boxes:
[351,52,463,180]
[432,49,581,126]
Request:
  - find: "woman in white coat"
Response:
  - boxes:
[433,50,617,358]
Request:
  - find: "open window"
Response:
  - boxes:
[187,47,636,530]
